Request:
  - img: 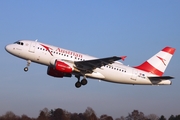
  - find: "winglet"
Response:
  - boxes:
[120,56,127,61]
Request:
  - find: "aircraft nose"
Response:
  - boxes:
[5,45,11,53]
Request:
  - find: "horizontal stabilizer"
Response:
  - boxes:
[148,76,174,81]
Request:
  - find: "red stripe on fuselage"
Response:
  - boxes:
[134,61,163,76]
[162,47,176,55]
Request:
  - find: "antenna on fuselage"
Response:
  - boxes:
[35,39,38,42]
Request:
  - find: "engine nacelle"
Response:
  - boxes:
[47,66,64,77]
[55,60,72,73]
[47,66,72,78]
[50,59,73,73]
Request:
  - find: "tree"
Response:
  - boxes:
[168,115,175,120]
[0,111,20,120]
[83,107,98,120]
[37,111,49,120]
[159,115,166,120]
[42,108,50,118]
[126,110,147,120]
[51,108,68,120]
[21,114,33,120]
[78,113,86,120]
[147,114,159,120]
[174,115,180,120]
[100,114,113,120]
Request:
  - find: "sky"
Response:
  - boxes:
[0,0,180,119]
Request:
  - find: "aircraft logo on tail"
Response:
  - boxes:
[157,56,166,66]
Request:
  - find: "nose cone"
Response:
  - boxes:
[5,45,12,53]
[5,45,9,52]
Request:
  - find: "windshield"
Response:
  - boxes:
[14,41,24,45]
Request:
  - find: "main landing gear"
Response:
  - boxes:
[75,75,88,88]
[24,60,31,72]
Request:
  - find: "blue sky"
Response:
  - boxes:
[0,0,180,119]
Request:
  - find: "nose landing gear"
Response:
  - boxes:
[24,60,31,72]
[75,75,88,88]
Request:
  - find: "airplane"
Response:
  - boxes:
[5,40,176,88]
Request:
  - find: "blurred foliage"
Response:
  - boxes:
[0,107,179,120]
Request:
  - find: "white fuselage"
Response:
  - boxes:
[5,40,171,85]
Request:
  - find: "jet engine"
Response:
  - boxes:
[54,60,73,73]
[47,66,64,77]
[47,59,73,77]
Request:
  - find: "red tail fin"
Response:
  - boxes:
[134,46,175,76]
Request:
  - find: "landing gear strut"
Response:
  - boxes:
[24,60,31,72]
[75,75,88,88]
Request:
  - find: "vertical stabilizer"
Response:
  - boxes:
[134,46,175,76]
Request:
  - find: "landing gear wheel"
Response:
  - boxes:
[75,81,81,88]
[24,60,31,72]
[24,67,28,72]
[81,79,88,85]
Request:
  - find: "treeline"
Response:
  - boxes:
[0,107,180,120]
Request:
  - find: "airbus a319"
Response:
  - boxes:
[5,40,175,88]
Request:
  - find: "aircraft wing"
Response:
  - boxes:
[74,56,126,73]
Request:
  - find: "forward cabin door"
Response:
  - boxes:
[29,42,37,53]
[131,69,138,80]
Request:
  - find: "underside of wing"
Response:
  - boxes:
[74,56,126,73]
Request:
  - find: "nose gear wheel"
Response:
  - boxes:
[24,60,31,72]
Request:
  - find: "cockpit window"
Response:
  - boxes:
[14,41,24,46]
[14,41,20,44]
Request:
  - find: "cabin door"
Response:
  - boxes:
[29,42,37,53]
[131,69,138,80]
